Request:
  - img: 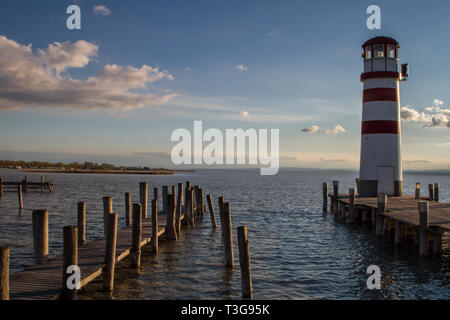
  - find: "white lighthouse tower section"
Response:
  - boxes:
[359,37,405,197]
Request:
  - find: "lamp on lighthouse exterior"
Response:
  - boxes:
[359,36,408,197]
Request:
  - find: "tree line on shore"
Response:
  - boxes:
[0,160,169,171]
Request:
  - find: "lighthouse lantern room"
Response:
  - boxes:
[359,36,408,197]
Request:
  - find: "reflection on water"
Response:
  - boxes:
[0,168,449,299]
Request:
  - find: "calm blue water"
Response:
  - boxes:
[0,168,449,299]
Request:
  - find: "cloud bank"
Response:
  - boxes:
[401,99,449,128]
[0,35,175,111]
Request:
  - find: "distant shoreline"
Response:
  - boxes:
[19,168,195,175]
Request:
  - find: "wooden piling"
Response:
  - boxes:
[40,176,44,192]
[0,247,9,300]
[153,187,158,201]
[185,181,191,211]
[433,183,439,202]
[206,194,218,228]
[347,188,356,224]
[371,208,376,226]
[199,188,205,216]
[139,182,148,219]
[415,183,420,199]
[237,226,253,299]
[166,194,177,240]
[18,185,23,210]
[125,192,131,226]
[188,188,195,226]
[104,213,118,291]
[394,221,404,245]
[322,182,328,213]
[362,208,369,223]
[103,196,113,237]
[162,186,168,213]
[131,204,142,268]
[175,183,183,234]
[171,185,176,196]
[432,233,442,256]
[428,184,434,202]
[332,181,339,214]
[418,201,429,256]
[32,209,49,263]
[375,194,387,237]
[223,202,234,268]
[62,226,78,300]
[151,199,159,253]
[77,202,86,246]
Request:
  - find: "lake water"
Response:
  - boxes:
[0,168,449,299]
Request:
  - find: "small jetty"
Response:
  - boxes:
[323,181,449,256]
[0,176,54,193]
[0,182,254,300]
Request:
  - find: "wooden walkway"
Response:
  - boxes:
[9,214,171,300]
[337,195,450,231]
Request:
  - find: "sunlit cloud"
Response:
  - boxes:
[93,5,112,16]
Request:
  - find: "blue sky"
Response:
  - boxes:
[0,0,449,169]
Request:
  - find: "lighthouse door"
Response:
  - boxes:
[377,166,395,196]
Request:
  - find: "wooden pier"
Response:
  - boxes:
[325,181,449,257]
[0,176,54,192]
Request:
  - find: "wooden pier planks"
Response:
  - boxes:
[336,195,450,230]
[9,214,171,300]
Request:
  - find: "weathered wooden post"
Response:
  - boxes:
[151,199,159,253]
[428,184,434,202]
[332,181,339,214]
[375,194,387,237]
[18,185,23,210]
[171,185,176,196]
[162,186,169,213]
[206,195,218,228]
[198,188,204,216]
[40,176,44,192]
[223,202,234,268]
[175,183,183,234]
[77,202,86,246]
[104,213,118,291]
[139,182,148,219]
[166,194,177,240]
[237,226,253,299]
[0,247,9,300]
[218,196,225,238]
[347,188,356,224]
[433,183,439,202]
[394,221,404,245]
[124,192,131,226]
[62,226,78,300]
[32,209,49,263]
[184,181,191,211]
[189,188,195,226]
[322,182,328,213]
[103,196,113,237]
[131,204,142,268]
[153,187,158,201]
[415,183,420,199]
[418,201,429,256]
[432,232,442,256]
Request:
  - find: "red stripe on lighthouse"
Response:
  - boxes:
[361,120,399,134]
[363,88,398,103]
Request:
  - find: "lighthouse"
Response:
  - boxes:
[359,36,408,197]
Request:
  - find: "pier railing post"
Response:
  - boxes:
[62,226,78,300]
[125,192,131,226]
[32,209,49,263]
[376,194,387,237]
[415,183,420,199]
[166,194,178,240]
[206,194,218,228]
[104,213,118,291]
[237,226,253,299]
[139,182,148,219]
[131,204,142,268]
[103,197,113,237]
[151,199,159,253]
[0,247,9,300]
[162,186,168,214]
[322,182,328,213]
[433,183,439,202]
[347,188,356,224]
[428,184,434,202]
[175,183,183,234]
[77,202,86,246]
[418,201,429,256]
[18,185,23,210]
[223,202,234,268]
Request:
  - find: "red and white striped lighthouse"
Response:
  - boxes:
[359,36,408,197]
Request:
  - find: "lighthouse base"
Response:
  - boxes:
[359,180,403,197]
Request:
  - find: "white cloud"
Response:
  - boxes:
[0,35,176,111]
[241,110,249,117]
[235,64,248,71]
[93,5,111,16]
[401,100,449,128]
[267,29,281,37]
[301,124,346,134]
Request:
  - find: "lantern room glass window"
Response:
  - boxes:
[365,46,372,60]
[387,44,396,58]
[374,44,384,58]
